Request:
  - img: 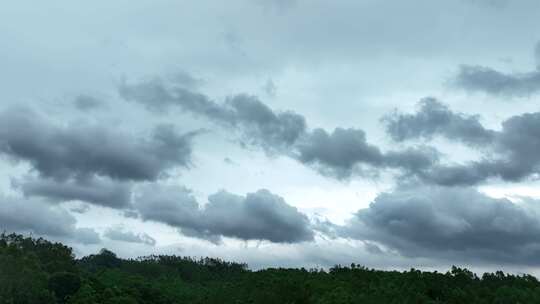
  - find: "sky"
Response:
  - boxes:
[2,0,540,274]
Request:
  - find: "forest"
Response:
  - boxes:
[2,233,540,304]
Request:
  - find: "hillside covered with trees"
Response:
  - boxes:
[2,233,540,304]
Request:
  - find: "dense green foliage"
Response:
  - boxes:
[2,233,540,303]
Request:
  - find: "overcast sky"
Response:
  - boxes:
[3,0,540,274]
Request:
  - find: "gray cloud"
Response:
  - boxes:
[453,42,540,97]
[454,64,540,97]
[0,195,100,244]
[13,176,132,209]
[119,78,212,114]
[383,98,495,146]
[340,186,540,265]
[295,128,439,178]
[465,112,540,183]
[120,80,306,153]
[104,227,156,246]
[74,95,103,111]
[415,162,494,186]
[386,99,540,185]
[295,128,383,177]
[383,147,440,174]
[120,78,439,179]
[224,94,307,152]
[0,107,199,182]
[134,185,314,243]
[492,112,540,181]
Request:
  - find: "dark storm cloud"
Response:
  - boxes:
[120,78,439,179]
[134,185,314,243]
[492,112,540,180]
[12,176,132,209]
[0,195,100,244]
[383,98,495,146]
[453,43,540,97]
[295,128,439,178]
[385,99,540,185]
[295,128,384,177]
[339,186,540,265]
[225,94,307,151]
[0,107,199,182]
[104,227,156,246]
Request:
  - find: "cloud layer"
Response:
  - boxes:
[120,78,439,179]
[3,0,540,270]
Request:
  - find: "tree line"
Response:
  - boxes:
[1,233,539,303]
